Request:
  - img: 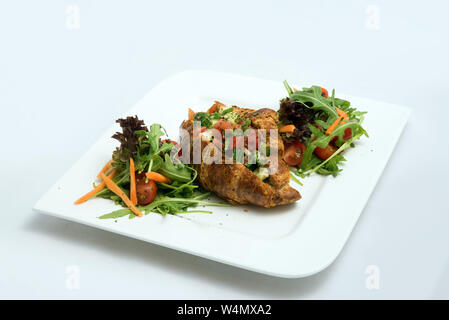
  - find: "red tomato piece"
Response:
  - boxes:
[213,120,233,131]
[343,128,352,140]
[135,173,157,205]
[321,87,329,98]
[330,128,353,147]
[314,144,338,161]
[284,141,306,166]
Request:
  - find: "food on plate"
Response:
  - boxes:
[279,81,368,178]
[74,116,228,219]
[180,102,301,208]
[74,80,368,219]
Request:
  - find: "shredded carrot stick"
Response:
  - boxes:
[100,172,143,217]
[326,116,344,135]
[325,107,350,135]
[279,124,296,133]
[96,160,112,179]
[188,108,195,120]
[336,107,349,120]
[293,88,298,92]
[75,170,116,204]
[146,171,171,184]
[129,158,137,206]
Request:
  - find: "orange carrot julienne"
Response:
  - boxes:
[279,124,296,133]
[326,116,344,135]
[188,108,195,121]
[340,117,349,124]
[75,170,116,204]
[146,171,171,184]
[336,107,349,120]
[325,107,350,135]
[96,160,112,179]
[129,158,137,206]
[100,172,143,217]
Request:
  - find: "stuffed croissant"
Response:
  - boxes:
[179,102,301,208]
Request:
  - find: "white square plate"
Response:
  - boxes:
[33,70,410,278]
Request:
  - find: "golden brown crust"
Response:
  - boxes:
[180,105,301,208]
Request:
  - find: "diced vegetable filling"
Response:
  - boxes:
[196,106,271,181]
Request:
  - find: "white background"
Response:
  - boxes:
[1,0,448,299]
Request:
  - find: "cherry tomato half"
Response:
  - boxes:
[343,128,352,141]
[321,87,329,99]
[135,173,157,205]
[213,120,233,131]
[284,141,306,166]
[330,128,353,147]
[314,144,338,161]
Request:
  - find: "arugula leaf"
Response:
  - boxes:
[98,209,132,219]
[297,132,363,178]
[300,118,367,170]
[98,194,229,219]
[289,172,303,186]
[158,142,175,155]
[144,194,229,214]
[316,155,346,177]
[158,154,192,183]
[158,165,199,198]
[283,80,294,95]
[283,82,369,178]
[98,117,225,220]
[140,123,166,154]
[148,154,163,172]
[290,86,339,127]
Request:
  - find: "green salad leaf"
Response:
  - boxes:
[159,154,192,183]
[290,85,339,127]
[283,81,368,178]
[98,193,229,219]
[300,118,368,171]
[97,117,229,220]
